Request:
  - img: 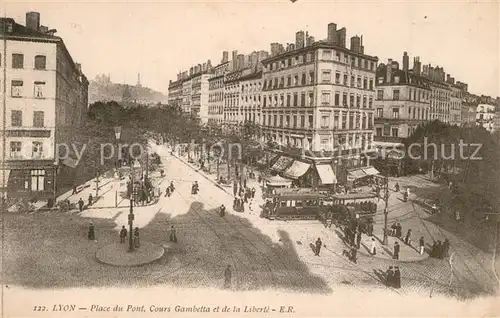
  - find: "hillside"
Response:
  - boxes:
[89,76,168,104]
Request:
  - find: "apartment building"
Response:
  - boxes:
[0,12,88,201]
[223,67,252,134]
[260,23,378,187]
[476,104,496,132]
[374,53,431,144]
[449,81,463,126]
[208,52,230,126]
[168,61,213,118]
[240,70,263,126]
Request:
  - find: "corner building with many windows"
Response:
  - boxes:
[260,23,378,187]
[0,12,88,201]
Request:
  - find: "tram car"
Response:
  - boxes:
[262,188,333,220]
[330,192,378,233]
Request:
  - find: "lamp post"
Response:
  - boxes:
[114,126,122,168]
[53,160,59,206]
[128,182,137,252]
[95,171,100,197]
[382,158,390,246]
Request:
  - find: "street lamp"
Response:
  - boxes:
[382,157,390,245]
[114,126,122,168]
[53,160,59,206]
[128,182,138,252]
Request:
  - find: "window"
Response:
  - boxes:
[349,113,354,129]
[322,50,332,60]
[10,141,22,158]
[349,94,354,107]
[33,111,44,127]
[32,141,43,159]
[321,70,331,83]
[356,95,361,108]
[376,127,382,136]
[342,92,348,106]
[12,53,24,68]
[363,77,367,89]
[392,108,399,119]
[11,110,22,126]
[351,76,355,87]
[279,115,283,127]
[34,55,46,70]
[321,115,330,128]
[376,108,383,118]
[308,92,314,106]
[293,93,298,106]
[343,74,348,86]
[320,138,329,150]
[362,96,367,108]
[30,169,45,191]
[335,72,341,84]
[368,97,373,108]
[294,75,299,86]
[309,71,314,84]
[369,79,373,90]
[342,113,347,129]
[392,128,399,137]
[357,76,361,88]
[280,95,284,107]
[368,113,373,129]
[301,115,305,128]
[286,95,291,107]
[301,93,306,106]
[334,92,340,106]
[393,89,400,100]
[377,90,383,100]
[293,115,297,128]
[321,91,331,105]
[333,113,339,129]
[301,73,306,85]
[34,81,45,98]
[11,80,23,97]
[308,115,313,127]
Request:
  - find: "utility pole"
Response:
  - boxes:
[128,183,136,252]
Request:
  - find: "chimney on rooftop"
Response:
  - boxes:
[222,51,229,63]
[386,59,393,83]
[402,52,409,72]
[335,28,346,48]
[413,57,421,76]
[26,12,40,31]
[39,25,48,33]
[327,23,337,44]
[350,36,361,53]
[232,50,238,69]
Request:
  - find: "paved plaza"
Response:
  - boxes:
[2,142,498,298]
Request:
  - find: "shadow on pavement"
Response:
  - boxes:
[4,200,331,294]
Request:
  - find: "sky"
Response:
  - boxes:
[2,0,499,97]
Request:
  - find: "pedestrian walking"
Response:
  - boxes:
[345,226,352,245]
[350,246,357,264]
[436,240,443,259]
[390,222,397,236]
[356,231,362,249]
[395,223,402,238]
[367,222,373,236]
[404,229,412,245]
[88,193,93,206]
[78,198,84,212]
[419,236,425,255]
[315,238,322,256]
[370,238,377,255]
[220,204,226,217]
[393,241,400,260]
[251,187,256,198]
[224,265,232,289]
[119,225,127,243]
[233,198,237,210]
[394,266,401,289]
[169,225,177,243]
[386,266,394,287]
[134,227,140,248]
[233,185,237,196]
[72,182,78,195]
[88,222,95,240]
[430,241,437,258]
[443,239,450,258]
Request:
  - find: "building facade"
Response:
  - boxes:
[239,70,263,126]
[223,68,252,134]
[476,104,496,132]
[191,72,211,122]
[1,12,88,201]
[374,54,431,144]
[208,60,230,125]
[260,23,378,187]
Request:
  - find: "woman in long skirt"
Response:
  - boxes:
[370,238,377,255]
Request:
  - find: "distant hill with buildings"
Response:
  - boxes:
[89,74,168,105]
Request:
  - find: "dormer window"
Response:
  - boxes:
[394,76,400,84]
[377,77,384,84]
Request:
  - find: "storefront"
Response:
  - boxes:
[282,160,311,187]
[315,164,337,187]
[5,160,56,200]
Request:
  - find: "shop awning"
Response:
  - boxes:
[283,161,310,179]
[266,175,292,187]
[316,164,337,184]
[363,166,380,176]
[348,169,366,180]
[0,169,11,188]
[271,156,293,172]
[62,157,78,168]
[373,141,404,148]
